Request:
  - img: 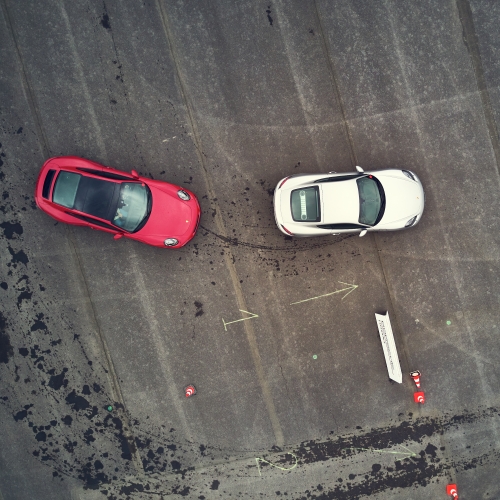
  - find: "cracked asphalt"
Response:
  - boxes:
[1,1,500,499]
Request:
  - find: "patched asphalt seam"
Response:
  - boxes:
[456,0,500,179]
[66,226,144,476]
[0,0,51,157]
[155,0,285,447]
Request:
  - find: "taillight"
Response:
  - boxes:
[281,225,293,235]
[278,176,290,188]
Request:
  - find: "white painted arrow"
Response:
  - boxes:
[290,281,358,305]
[222,309,259,331]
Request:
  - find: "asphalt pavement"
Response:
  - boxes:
[1,1,499,499]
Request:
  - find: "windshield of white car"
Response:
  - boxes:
[291,186,321,222]
[357,175,385,226]
[112,183,151,232]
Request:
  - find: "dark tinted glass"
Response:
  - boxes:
[42,169,56,199]
[112,183,149,232]
[53,172,81,208]
[73,177,117,219]
[357,176,382,225]
[291,187,320,222]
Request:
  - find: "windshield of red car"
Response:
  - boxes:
[112,183,150,232]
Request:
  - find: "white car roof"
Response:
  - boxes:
[320,180,360,224]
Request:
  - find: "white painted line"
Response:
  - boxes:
[375,312,402,383]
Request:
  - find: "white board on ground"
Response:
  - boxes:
[375,312,402,383]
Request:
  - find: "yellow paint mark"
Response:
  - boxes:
[222,310,259,331]
[290,281,358,305]
[255,453,298,476]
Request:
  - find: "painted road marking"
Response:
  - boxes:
[255,453,298,475]
[222,310,259,331]
[290,281,358,305]
[345,445,416,458]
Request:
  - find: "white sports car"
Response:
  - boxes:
[273,166,424,237]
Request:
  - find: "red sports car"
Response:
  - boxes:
[35,156,201,248]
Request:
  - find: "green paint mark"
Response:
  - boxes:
[312,355,318,359]
[446,320,451,325]
[106,405,113,412]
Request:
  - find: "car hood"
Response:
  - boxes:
[376,173,424,228]
[141,183,195,237]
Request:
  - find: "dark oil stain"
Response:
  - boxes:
[48,368,69,390]
[18,347,28,356]
[83,428,96,444]
[210,479,220,490]
[65,390,90,411]
[8,246,29,266]
[16,127,23,134]
[14,409,28,421]
[172,485,190,496]
[17,290,33,308]
[120,483,144,495]
[0,221,23,239]
[171,460,181,470]
[425,443,438,458]
[62,415,72,426]
[35,431,47,442]
[266,6,273,26]
[200,224,354,252]
[78,462,109,490]
[0,312,13,363]
[31,313,48,332]
[100,13,111,30]
[1,282,7,290]
[194,301,204,317]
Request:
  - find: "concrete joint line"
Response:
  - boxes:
[156,0,284,447]
[312,0,357,167]
[456,0,500,178]
[67,227,144,475]
[1,0,51,158]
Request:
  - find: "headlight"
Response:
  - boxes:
[177,190,190,201]
[164,238,179,246]
[405,216,417,227]
[402,170,415,180]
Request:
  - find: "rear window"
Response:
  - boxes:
[42,169,56,199]
[291,186,321,222]
[53,171,81,208]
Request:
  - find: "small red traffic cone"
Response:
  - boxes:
[410,370,421,388]
[413,391,425,404]
[184,385,196,398]
[446,483,458,498]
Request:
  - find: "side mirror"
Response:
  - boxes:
[131,169,139,179]
[356,166,364,173]
[359,229,367,237]
[113,233,123,240]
